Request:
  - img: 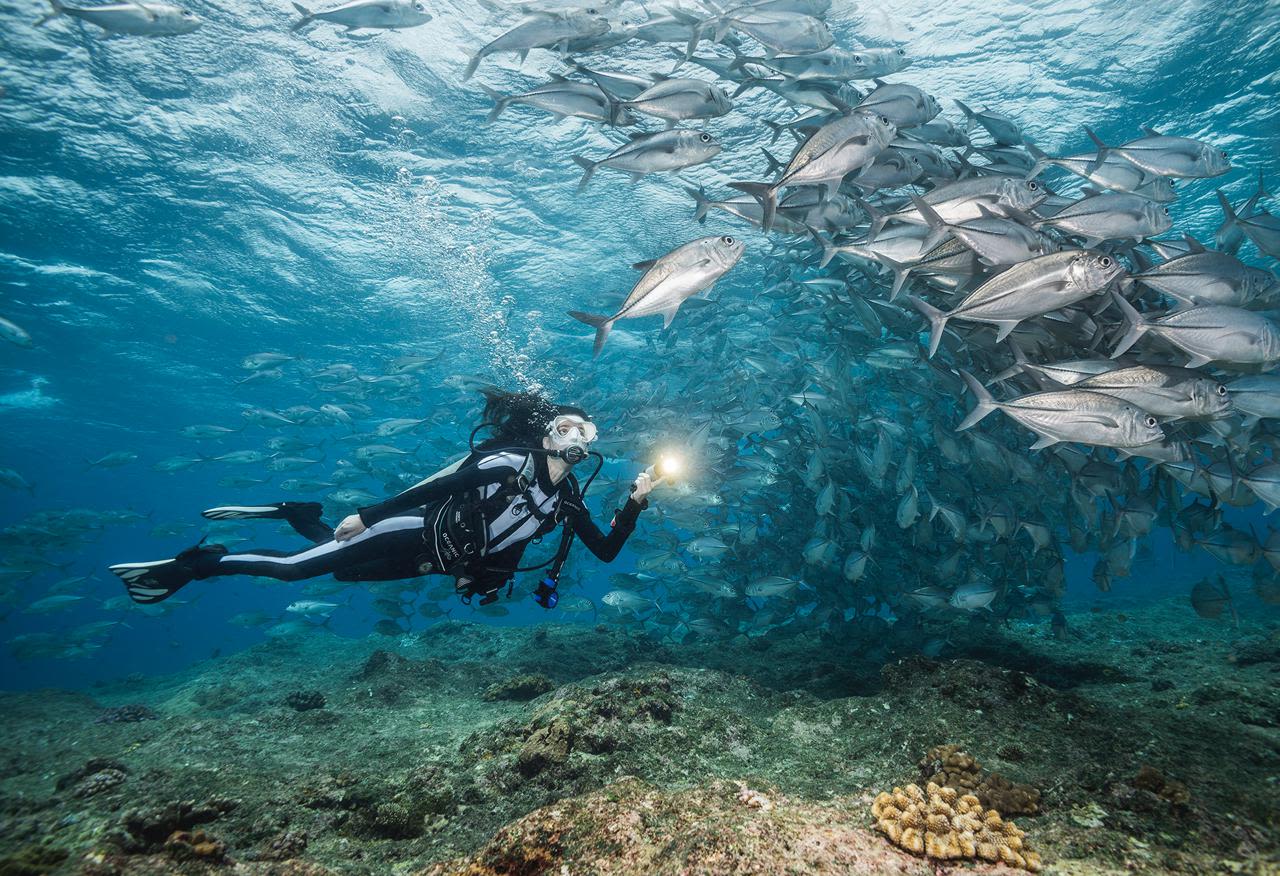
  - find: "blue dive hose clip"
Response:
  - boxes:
[534,576,559,609]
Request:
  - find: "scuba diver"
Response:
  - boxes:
[108,391,653,607]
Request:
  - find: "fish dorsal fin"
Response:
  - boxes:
[128,0,158,20]
[872,77,887,88]
[547,72,569,83]
[632,258,657,271]
[1141,124,1162,137]
[1182,234,1206,253]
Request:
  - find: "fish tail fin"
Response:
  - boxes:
[761,119,785,145]
[462,52,481,80]
[1023,141,1049,180]
[911,195,949,252]
[478,84,509,123]
[909,295,948,359]
[1108,289,1150,358]
[877,254,913,302]
[759,147,784,176]
[953,98,976,130]
[571,155,597,192]
[728,180,776,232]
[957,369,998,431]
[1216,188,1239,223]
[862,198,888,241]
[809,227,839,269]
[568,310,613,356]
[34,0,64,26]
[686,185,711,223]
[606,98,628,126]
[289,2,314,30]
[1084,125,1111,173]
[682,19,705,60]
[1255,170,1271,202]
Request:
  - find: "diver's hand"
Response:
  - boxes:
[334,514,367,542]
[630,471,654,502]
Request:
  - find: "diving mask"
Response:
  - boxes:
[547,414,597,462]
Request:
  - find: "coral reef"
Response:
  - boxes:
[918,744,1041,815]
[917,744,981,793]
[0,845,68,876]
[73,768,127,799]
[56,758,128,792]
[418,777,942,876]
[1229,631,1280,667]
[980,771,1042,817]
[348,801,422,840]
[283,691,326,712]
[350,649,445,705]
[255,830,308,861]
[1131,765,1190,805]
[516,717,573,776]
[118,798,238,851]
[482,673,553,702]
[1,603,1278,876]
[94,705,157,724]
[164,829,227,862]
[872,781,1042,871]
[469,670,680,786]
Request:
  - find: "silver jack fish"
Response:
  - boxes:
[35,0,201,35]
[569,235,745,355]
[291,0,430,31]
[911,249,1124,358]
[572,130,721,190]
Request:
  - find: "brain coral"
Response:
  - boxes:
[919,744,1041,815]
[872,782,1043,872]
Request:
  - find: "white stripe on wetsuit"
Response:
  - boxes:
[474,451,560,554]
[221,515,425,566]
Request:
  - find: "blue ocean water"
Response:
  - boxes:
[0,0,1278,691]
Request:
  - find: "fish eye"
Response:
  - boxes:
[897,48,906,56]
[721,236,735,246]
[881,116,890,125]
[853,54,863,63]
[699,132,711,142]
[1221,151,1229,159]
[1027,181,1038,190]
[1216,384,1228,396]
[1162,206,1170,213]
[1145,416,1158,428]
[1100,256,1112,267]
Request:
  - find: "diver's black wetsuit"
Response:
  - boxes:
[195,450,644,595]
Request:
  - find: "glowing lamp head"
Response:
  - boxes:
[656,453,684,480]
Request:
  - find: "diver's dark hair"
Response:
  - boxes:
[476,389,590,451]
